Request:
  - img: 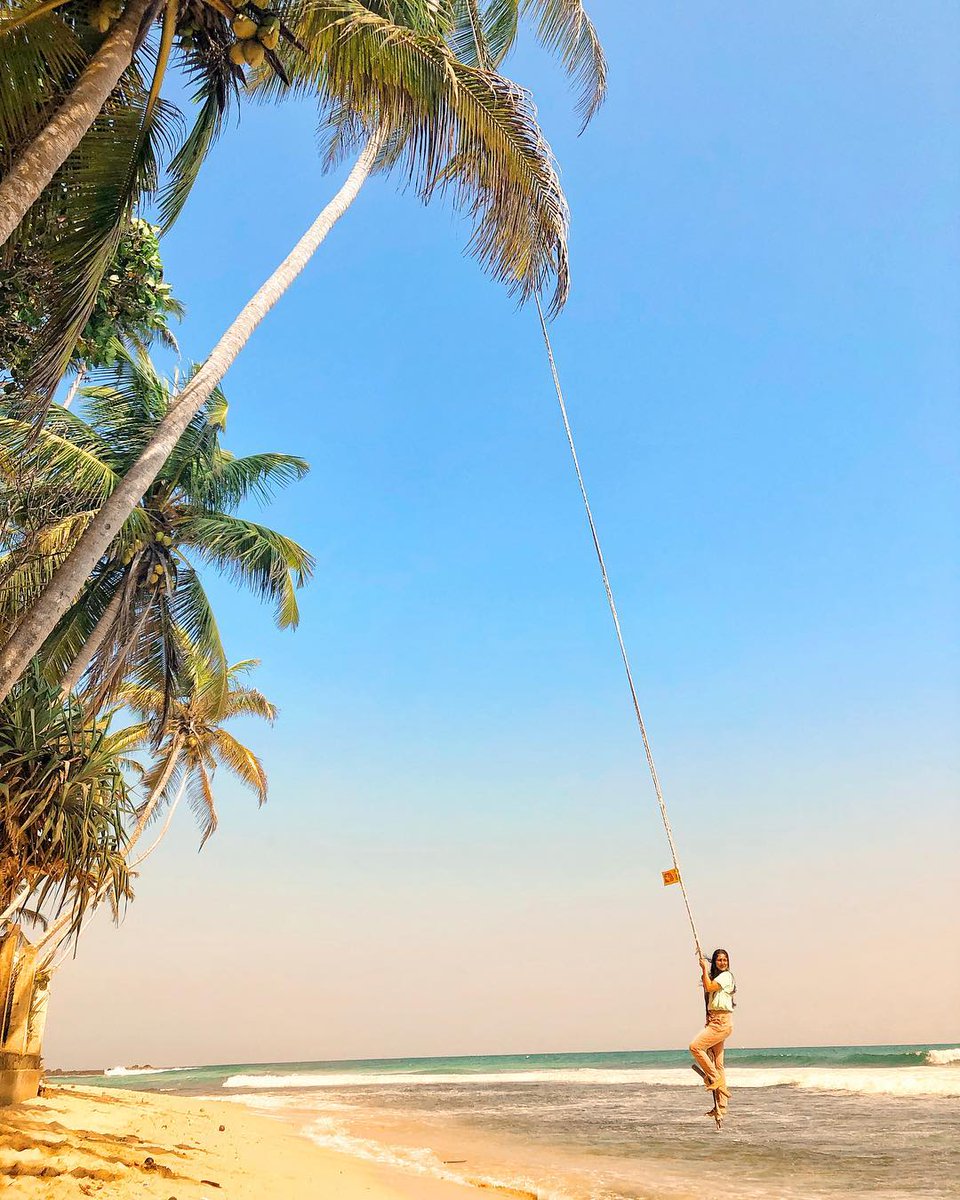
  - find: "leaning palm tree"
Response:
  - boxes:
[0,0,603,248]
[0,0,601,392]
[0,0,602,701]
[0,350,313,707]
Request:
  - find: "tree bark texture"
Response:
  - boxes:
[0,0,154,247]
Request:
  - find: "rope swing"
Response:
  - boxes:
[534,296,703,960]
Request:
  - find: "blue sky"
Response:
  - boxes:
[48,1,958,1066]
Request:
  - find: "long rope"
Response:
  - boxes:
[534,295,703,959]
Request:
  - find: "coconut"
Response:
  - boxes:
[258,25,279,49]
[242,38,265,67]
[228,41,247,65]
[232,15,257,37]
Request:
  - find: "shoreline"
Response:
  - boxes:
[0,1084,484,1198]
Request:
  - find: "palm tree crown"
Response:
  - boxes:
[0,349,314,704]
[120,656,277,847]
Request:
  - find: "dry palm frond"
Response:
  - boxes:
[254,1,570,311]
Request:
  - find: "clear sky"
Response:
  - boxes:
[46,0,958,1068]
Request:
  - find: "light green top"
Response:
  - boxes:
[708,970,736,1012]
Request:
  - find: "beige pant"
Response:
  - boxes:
[689,1011,733,1114]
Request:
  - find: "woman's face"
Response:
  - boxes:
[715,951,729,972]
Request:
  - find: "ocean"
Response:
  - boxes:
[61,1044,960,1199]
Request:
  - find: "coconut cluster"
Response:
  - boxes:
[87,0,122,33]
[119,531,174,567]
[178,20,200,49]
[229,9,280,69]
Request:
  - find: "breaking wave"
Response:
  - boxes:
[223,1063,960,1099]
[926,1047,960,1066]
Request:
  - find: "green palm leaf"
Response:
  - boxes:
[179,513,315,629]
[24,71,185,394]
[190,451,310,510]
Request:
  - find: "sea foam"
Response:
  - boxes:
[222,1064,960,1099]
[926,1047,960,1066]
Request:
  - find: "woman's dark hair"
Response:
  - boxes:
[710,949,731,980]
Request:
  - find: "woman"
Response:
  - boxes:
[689,947,736,1124]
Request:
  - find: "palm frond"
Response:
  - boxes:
[166,561,227,678]
[0,415,119,504]
[210,727,268,802]
[218,682,277,722]
[0,4,85,173]
[179,513,314,628]
[189,450,310,510]
[24,67,185,394]
[185,756,217,847]
[450,0,516,70]
[254,1,570,311]
[157,16,238,230]
[522,0,605,128]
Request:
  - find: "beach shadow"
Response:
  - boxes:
[0,1102,192,1186]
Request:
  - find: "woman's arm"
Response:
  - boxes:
[699,955,721,992]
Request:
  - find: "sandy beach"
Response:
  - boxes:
[0,1086,481,1199]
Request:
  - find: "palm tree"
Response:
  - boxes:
[0,0,247,391]
[0,0,601,393]
[0,350,313,706]
[123,656,275,850]
[0,0,602,700]
[0,0,155,247]
[32,656,276,965]
[0,0,603,245]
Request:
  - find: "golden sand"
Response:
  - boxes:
[0,1085,481,1197]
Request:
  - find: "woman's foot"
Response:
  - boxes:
[691,1062,719,1089]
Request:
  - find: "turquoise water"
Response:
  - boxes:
[61,1044,960,1198]
[63,1041,960,1088]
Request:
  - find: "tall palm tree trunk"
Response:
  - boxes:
[0,135,383,702]
[58,584,124,696]
[129,773,186,867]
[0,0,154,248]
